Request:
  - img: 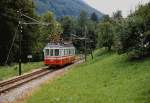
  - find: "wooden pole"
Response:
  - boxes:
[84,26,87,61]
[18,10,22,75]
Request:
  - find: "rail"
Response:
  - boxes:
[0,67,52,94]
[0,56,84,94]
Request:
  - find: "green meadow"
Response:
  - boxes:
[24,49,150,103]
[0,62,44,81]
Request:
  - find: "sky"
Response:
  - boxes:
[83,0,150,17]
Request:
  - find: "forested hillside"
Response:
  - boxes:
[1,1,150,103]
[33,0,103,18]
[0,0,62,65]
[0,0,100,65]
[0,0,150,66]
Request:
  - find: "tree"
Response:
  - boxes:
[40,11,62,44]
[86,20,97,49]
[97,21,114,51]
[60,16,75,40]
[73,11,98,55]
[0,0,39,64]
[73,11,88,52]
[116,3,150,58]
[90,12,98,22]
[102,15,111,22]
[78,11,88,30]
[112,10,123,20]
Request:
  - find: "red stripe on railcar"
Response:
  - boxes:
[44,56,75,66]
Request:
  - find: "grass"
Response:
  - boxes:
[0,62,44,81]
[26,49,150,103]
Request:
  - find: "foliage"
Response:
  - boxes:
[78,11,88,29]
[90,12,98,22]
[0,0,64,65]
[86,20,98,50]
[40,11,62,43]
[72,11,97,53]
[59,16,75,40]
[96,3,150,59]
[0,0,39,64]
[97,16,114,51]
[116,3,150,58]
[112,10,123,20]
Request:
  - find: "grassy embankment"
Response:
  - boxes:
[26,49,150,103]
[0,62,44,81]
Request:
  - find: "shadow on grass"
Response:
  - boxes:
[141,89,150,103]
[91,49,114,60]
[135,82,150,103]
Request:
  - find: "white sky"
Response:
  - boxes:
[83,0,150,17]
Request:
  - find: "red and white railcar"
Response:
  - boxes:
[43,43,76,66]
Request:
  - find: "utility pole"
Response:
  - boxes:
[84,26,94,61]
[84,26,87,61]
[4,9,51,75]
[90,42,94,60]
[71,26,94,62]
[18,10,22,75]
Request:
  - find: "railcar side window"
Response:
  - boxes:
[66,49,67,55]
[68,49,70,55]
[65,49,67,55]
[55,49,59,56]
[72,49,73,55]
[69,49,71,55]
[67,49,69,55]
[63,49,65,56]
[74,49,75,55]
[72,49,74,55]
[66,49,68,55]
[70,49,72,55]
[45,49,49,56]
[73,49,75,55]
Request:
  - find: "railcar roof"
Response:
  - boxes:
[44,43,75,49]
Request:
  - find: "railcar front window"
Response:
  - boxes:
[45,49,49,56]
[55,49,59,56]
[61,49,64,56]
[50,49,53,56]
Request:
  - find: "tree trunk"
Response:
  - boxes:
[108,46,111,51]
[91,50,94,59]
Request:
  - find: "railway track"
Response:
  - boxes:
[0,67,53,94]
[0,56,83,95]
